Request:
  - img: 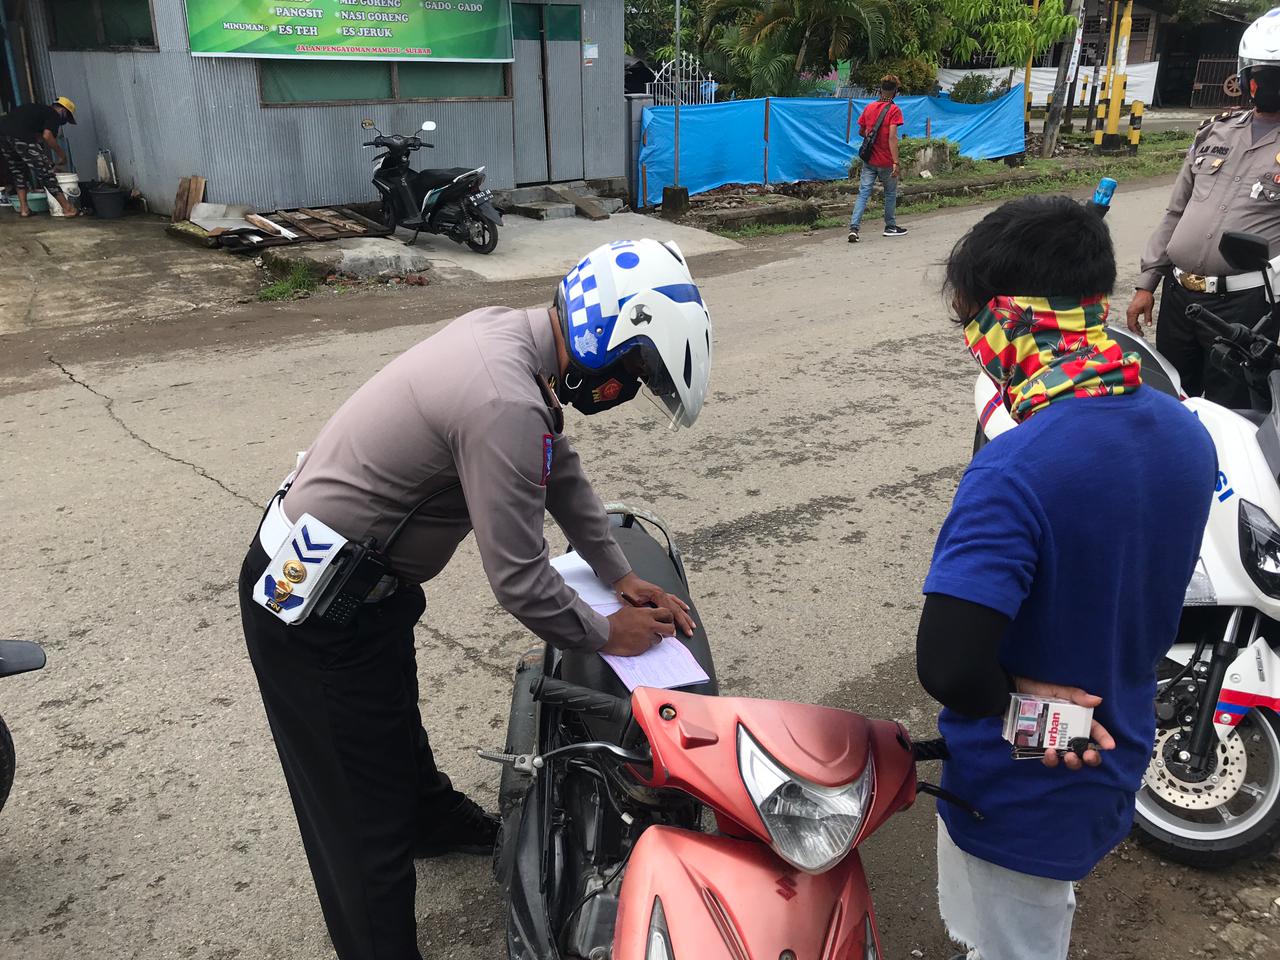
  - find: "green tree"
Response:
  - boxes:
[937,0,1076,65]
[626,0,708,62]
[697,0,890,96]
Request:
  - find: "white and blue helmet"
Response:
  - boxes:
[556,239,712,429]
[1240,9,1280,82]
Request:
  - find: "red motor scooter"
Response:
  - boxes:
[488,507,964,960]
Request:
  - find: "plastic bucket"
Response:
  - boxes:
[48,172,81,217]
[89,185,126,219]
[25,191,49,214]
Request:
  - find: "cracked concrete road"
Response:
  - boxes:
[4,183,1279,960]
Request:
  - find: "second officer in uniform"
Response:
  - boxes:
[1128,8,1280,406]
[237,239,712,960]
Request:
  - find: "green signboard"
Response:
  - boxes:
[186,0,514,62]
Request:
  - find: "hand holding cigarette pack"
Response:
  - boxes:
[1002,694,1095,760]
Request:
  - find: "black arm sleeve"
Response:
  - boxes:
[915,593,1014,719]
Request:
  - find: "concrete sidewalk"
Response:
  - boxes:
[380,210,741,282]
[0,212,259,337]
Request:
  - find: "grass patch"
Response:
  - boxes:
[714,138,1191,239]
[720,217,845,239]
[258,263,317,302]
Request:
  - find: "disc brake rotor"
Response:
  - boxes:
[1145,727,1248,809]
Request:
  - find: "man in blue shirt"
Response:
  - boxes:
[916,195,1216,960]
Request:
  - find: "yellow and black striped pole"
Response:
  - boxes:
[1128,99,1144,154]
[1093,98,1108,150]
[1103,0,1133,151]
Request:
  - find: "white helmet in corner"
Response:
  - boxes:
[555,239,712,429]
[1240,9,1280,83]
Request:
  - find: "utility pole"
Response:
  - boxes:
[1102,0,1133,151]
[1024,0,1042,145]
[674,0,681,188]
[1041,0,1086,157]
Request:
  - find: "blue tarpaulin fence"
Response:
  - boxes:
[638,87,1026,207]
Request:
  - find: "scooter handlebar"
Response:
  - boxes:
[1186,302,1232,338]
[911,737,950,762]
[533,676,633,727]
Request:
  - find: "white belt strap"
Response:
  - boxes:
[1174,254,1280,295]
[258,496,294,557]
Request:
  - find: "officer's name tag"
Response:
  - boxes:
[254,513,349,625]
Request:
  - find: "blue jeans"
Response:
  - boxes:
[849,163,897,230]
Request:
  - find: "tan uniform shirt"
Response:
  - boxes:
[1139,110,1280,291]
[282,306,631,650]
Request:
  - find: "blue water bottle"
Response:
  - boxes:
[1090,177,1118,217]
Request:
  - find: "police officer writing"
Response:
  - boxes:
[1127,10,1280,406]
[237,239,712,960]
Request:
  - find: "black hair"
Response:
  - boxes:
[880,75,899,93]
[943,194,1116,321]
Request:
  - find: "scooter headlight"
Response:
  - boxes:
[645,898,675,960]
[737,726,873,874]
[1239,500,1280,598]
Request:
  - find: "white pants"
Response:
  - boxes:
[937,817,1076,960]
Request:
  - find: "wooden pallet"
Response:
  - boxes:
[218,205,390,251]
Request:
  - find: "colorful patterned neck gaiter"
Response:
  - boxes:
[964,294,1143,423]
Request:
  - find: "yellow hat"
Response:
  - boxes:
[54,96,77,123]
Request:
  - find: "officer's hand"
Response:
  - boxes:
[614,572,696,637]
[602,605,675,656]
[1126,289,1155,334]
[1013,676,1117,771]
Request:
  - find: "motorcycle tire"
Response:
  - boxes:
[1134,707,1280,868]
[467,221,499,255]
[494,649,542,887]
[0,714,13,815]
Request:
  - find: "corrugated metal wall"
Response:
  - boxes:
[582,1,623,180]
[25,0,621,214]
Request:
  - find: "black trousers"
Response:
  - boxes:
[1156,272,1263,409]
[238,543,460,960]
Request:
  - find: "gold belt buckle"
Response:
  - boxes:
[1181,272,1208,293]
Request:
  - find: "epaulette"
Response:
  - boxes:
[1198,108,1244,131]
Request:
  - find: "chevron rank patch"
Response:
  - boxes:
[254,513,350,625]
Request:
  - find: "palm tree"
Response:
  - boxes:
[702,0,888,75]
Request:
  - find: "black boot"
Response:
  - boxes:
[415,793,499,858]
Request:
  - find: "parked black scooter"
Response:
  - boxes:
[361,118,502,253]
[0,640,46,815]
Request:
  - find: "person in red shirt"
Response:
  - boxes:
[849,75,907,242]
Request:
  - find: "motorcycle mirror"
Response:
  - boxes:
[421,121,437,132]
[0,639,46,677]
[361,118,376,129]
[1220,231,1272,274]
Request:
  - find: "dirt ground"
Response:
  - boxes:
[2,180,1280,960]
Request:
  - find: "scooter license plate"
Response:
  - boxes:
[470,190,493,205]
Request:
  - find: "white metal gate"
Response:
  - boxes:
[646,55,716,105]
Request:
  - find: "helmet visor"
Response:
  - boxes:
[629,340,687,430]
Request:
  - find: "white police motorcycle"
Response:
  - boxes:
[973,230,1280,867]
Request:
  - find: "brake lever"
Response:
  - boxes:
[477,741,650,775]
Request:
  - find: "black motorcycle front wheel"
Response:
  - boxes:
[1134,707,1280,867]
[0,714,14,814]
[467,220,499,255]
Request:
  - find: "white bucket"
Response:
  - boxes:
[48,172,80,217]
